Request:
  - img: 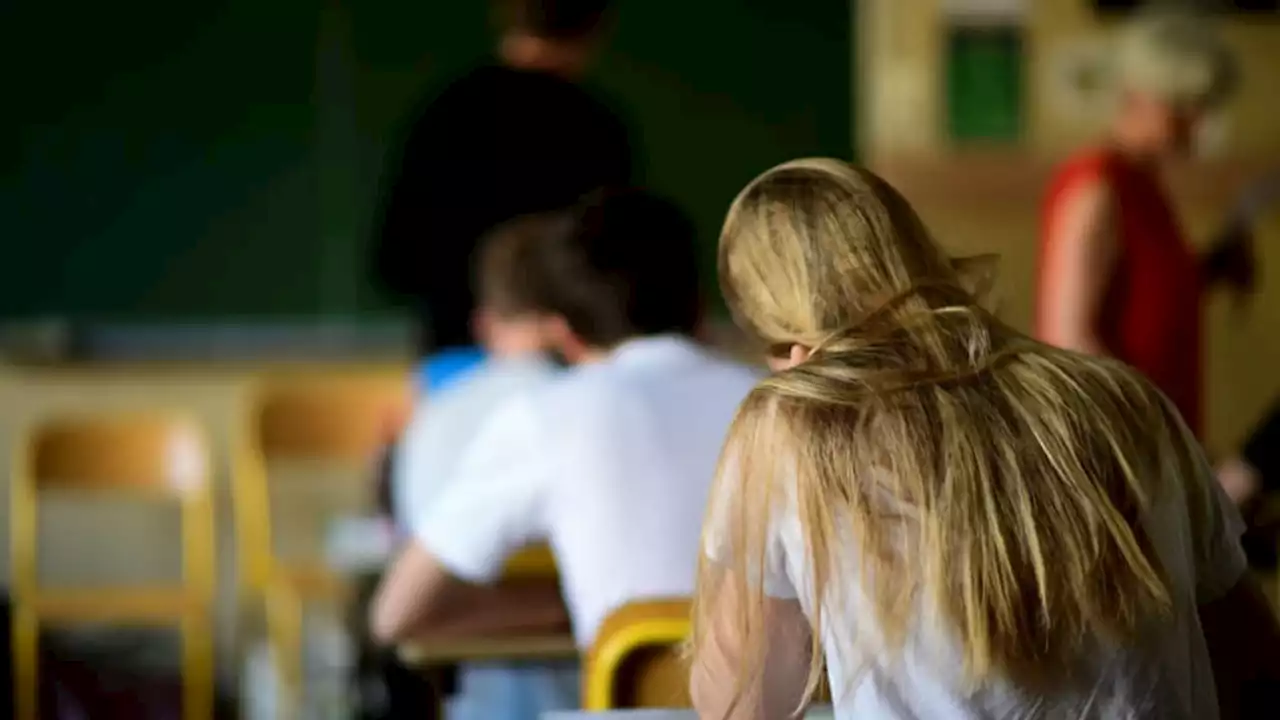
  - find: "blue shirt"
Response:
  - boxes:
[419,346,487,394]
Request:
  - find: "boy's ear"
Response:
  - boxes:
[545,314,590,365]
[952,253,1000,308]
[471,308,496,346]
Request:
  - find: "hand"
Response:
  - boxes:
[1203,221,1256,298]
[1216,456,1261,507]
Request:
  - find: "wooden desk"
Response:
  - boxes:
[543,708,834,719]
[398,633,578,666]
[395,544,572,665]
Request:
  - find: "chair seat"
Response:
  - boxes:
[29,587,205,623]
[504,545,557,578]
[274,564,346,598]
[398,633,579,665]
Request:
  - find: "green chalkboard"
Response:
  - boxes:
[1,0,323,318]
[596,0,854,311]
[0,0,853,320]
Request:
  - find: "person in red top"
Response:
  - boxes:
[1038,12,1253,439]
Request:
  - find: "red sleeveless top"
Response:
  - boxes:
[1038,149,1203,437]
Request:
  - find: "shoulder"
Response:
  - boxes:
[1051,148,1117,183]
[1044,152,1117,236]
[578,81,628,124]
[535,76,629,141]
[403,65,505,130]
[436,64,509,101]
[420,348,487,393]
[534,359,624,408]
[1047,148,1117,206]
[418,359,552,428]
[703,355,768,397]
[1027,341,1173,436]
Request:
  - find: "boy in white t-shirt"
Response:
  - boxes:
[391,214,564,533]
[369,190,760,690]
[387,213,573,720]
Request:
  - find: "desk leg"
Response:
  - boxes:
[350,544,459,718]
[378,655,454,719]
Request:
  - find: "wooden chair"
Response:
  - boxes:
[503,544,558,578]
[232,372,412,715]
[235,373,411,590]
[10,414,215,720]
[583,598,692,710]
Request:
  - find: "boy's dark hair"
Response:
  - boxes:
[475,213,566,318]
[493,0,612,41]
[536,188,702,347]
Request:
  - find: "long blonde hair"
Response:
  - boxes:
[693,159,1179,710]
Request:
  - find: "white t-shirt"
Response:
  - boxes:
[393,354,557,531]
[416,335,761,647]
[707,413,1248,720]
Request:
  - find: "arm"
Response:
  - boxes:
[1199,575,1280,718]
[605,109,635,188]
[373,110,436,300]
[1200,169,1280,293]
[1038,178,1119,356]
[368,396,560,645]
[1215,456,1262,507]
[1215,401,1280,508]
[370,542,567,644]
[1241,402,1280,493]
[691,417,814,719]
[1179,412,1280,713]
[372,100,470,306]
[690,574,812,720]
[1200,220,1254,294]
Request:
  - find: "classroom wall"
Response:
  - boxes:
[862,0,1280,157]
[0,0,327,319]
[860,0,1280,455]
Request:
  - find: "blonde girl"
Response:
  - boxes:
[690,159,1280,719]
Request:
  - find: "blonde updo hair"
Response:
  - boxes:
[693,160,1199,709]
[717,158,966,353]
[1115,10,1238,111]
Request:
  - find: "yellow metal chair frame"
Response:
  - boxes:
[584,598,692,710]
[10,413,216,720]
[232,372,411,717]
[233,370,563,716]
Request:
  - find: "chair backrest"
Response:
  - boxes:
[584,598,692,710]
[26,414,210,494]
[234,371,412,595]
[503,544,557,578]
[10,413,216,720]
[256,375,412,462]
[12,413,215,596]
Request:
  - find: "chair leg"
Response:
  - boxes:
[12,606,38,720]
[268,581,304,720]
[182,613,214,720]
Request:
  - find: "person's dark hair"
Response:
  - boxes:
[493,0,612,41]
[475,213,566,318]
[537,188,702,347]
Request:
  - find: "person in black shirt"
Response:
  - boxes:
[373,0,631,357]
